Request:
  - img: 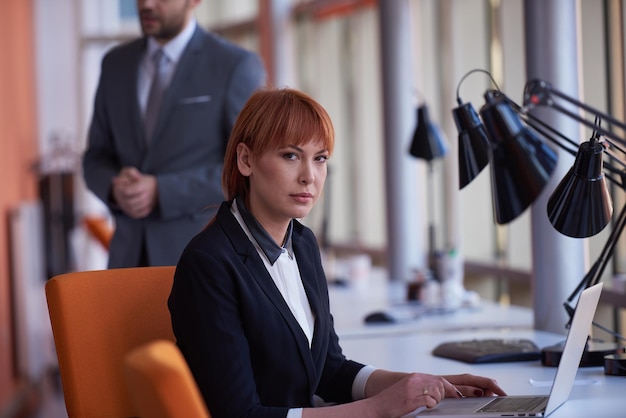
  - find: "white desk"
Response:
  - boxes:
[328,270,625,417]
[337,316,626,417]
[328,271,533,338]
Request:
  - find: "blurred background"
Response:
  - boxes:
[1,0,625,416]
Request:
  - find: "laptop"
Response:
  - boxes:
[415,282,603,417]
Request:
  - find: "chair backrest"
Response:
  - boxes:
[45,266,176,417]
[124,339,211,418]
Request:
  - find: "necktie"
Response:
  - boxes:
[144,49,168,142]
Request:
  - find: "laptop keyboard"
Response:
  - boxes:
[432,338,541,363]
[477,396,548,413]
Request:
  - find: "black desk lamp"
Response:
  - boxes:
[479,90,558,224]
[453,70,626,367]
[409,103,448,281]
[452,69,494,190]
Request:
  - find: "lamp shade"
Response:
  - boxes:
[409,105,448,161]
[452,102,491,189]
[547,140,612,238]
[480,91,558,224]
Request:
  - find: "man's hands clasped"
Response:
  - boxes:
[111,167,158,219]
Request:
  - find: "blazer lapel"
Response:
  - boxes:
[216,204,320,387]
[292,227,327,375]
[126,40,148,157]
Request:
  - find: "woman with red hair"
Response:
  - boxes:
[169,87,505,418]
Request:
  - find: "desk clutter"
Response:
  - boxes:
[432,338,541,364]
[362,302,477,324]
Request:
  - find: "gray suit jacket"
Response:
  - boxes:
[83,27,265,268]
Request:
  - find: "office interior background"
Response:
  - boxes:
[1,0,626,416]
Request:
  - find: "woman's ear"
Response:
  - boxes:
[237,143,252,176]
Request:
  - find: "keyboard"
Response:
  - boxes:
[432,338,541,363]
[477,396,548,413]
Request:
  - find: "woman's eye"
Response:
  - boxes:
[283,152,297,160]
[316,155,329,162]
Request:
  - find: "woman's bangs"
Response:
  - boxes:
[283,105,334,153]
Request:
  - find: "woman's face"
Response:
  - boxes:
[237,140,329,235]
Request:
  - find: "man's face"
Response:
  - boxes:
[136,0,198,43]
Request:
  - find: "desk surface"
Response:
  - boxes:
[328,271,534,339]
[339,329,625,418]
[330,277,625,418]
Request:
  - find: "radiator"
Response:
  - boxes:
[9,200,54,381]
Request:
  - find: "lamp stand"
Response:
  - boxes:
[407,161,440,301]
[426,161,439,280]
[540,200,626,367]
[320,166,348,286]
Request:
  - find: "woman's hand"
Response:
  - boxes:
[358,370,506,418]
[367,372,466,417]
[442,373,507,398]
[305,372,507,418]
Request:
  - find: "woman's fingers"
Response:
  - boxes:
[419,381,445,405]
[443,374,507,396]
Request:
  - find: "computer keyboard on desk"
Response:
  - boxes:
[432,338,541,363]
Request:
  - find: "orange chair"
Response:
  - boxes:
[45,266,176,417]
[83,215,114,250]
[124,340,211,418]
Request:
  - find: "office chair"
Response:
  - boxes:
[45,266,176,417]
[82,215,113,250]
[124,339,211,418]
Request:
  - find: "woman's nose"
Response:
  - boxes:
[299,162,314,184]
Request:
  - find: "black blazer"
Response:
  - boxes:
[169,202,365,418]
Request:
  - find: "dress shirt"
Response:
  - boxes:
[231,199,315,345]
[137,18,198,115]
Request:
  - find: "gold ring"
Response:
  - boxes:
[423,387,429,395]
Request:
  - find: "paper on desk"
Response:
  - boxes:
[529,378,600,387]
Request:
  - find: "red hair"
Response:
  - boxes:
[222,87,335,201]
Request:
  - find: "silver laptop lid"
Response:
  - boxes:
[544,282,603,415]
[413,282,603,417]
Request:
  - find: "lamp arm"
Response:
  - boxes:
[561,200,626,335]
[513,99,626,187]
[505,90,626,187]
[501,94,579,155]
[565,199,626,308]
[523,115,626,188]
[603,160,626,189]
[524,79,626,147]
[523,115,579,155]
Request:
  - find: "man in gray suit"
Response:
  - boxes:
[83,0,266,268]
